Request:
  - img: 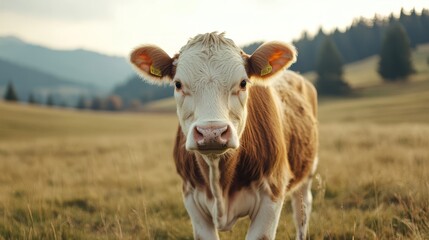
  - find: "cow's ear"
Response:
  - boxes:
[247,42,296,80]
[130,45,174,84]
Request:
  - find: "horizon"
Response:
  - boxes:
[0,1,427,57]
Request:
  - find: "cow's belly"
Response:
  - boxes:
[191,185,262,231]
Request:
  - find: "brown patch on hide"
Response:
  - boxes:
[278,75,318,189]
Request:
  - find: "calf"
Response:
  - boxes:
[130,32,318,240]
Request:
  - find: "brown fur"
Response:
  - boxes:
[174,76,318,198]
[277,74,318,189]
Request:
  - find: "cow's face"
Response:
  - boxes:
[130,33,296,157]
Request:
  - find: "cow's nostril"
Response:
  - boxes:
[194,127,204,142]
[220,126,231,142]
[221,126,229,138]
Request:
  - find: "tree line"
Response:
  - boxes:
[242,8,429,73]
[3,83,124,111]
[241,8,427,96]
[290,8,429,73]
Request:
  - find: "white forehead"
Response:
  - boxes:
[174,33,247,88]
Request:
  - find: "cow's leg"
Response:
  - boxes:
[291,157,317,240]
[183,193,219,240]
[246,194,284,240]
[291,177,313,240]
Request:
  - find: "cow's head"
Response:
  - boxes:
[130,32,296,157]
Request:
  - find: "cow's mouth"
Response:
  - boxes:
[195,144,231,155]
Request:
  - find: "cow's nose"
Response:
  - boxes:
[193,123,231,150]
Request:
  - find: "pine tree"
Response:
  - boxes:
[58,100,68,108]
[91,97,104,111]
[46,94,55,106]
[28,93,37,104]
[4,82,19,102]
[378,23,414,81]
[106,95,123,111]
[76,95,87,109]
[315,37,350,95]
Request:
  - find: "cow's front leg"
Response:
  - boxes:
[246,194,284,240]
[183,193,219,240]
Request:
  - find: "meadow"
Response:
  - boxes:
[0,45,429,239]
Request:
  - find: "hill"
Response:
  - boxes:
[0,58,96,103]
[111,76,174,106]
[0,36,134,89]
[318,80,429,123]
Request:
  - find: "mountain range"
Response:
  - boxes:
[0,36,134,91]
[0,58,97,103]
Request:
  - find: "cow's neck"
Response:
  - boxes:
[197,153,238,227]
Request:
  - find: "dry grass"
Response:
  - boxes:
[0,102,428,239]
[318,80,429,124]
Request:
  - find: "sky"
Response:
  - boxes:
[0,0,427,57]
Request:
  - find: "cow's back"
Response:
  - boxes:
[271,70,318,189]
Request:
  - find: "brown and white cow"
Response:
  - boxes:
[130,32,318,240]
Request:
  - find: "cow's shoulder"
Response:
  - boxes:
[230,86,292,199]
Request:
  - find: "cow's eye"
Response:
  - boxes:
[175,81,182,90]
[240,79,247,89]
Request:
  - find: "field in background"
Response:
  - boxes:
[1,44,429,239]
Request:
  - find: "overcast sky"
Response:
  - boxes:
[0,0,427,57]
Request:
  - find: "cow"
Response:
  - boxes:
[130,32,318,240]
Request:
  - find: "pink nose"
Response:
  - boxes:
[193,123,231,150]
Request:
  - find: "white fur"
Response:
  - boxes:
[173,40,249,150]
[246,186,285,240]
[183,189,219,240]
[185,166,287,240]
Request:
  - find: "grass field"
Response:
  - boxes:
[1,44,429,239]
[0,103,428,239]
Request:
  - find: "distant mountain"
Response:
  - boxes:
[0,58,97,103]
[0,36,134,90]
